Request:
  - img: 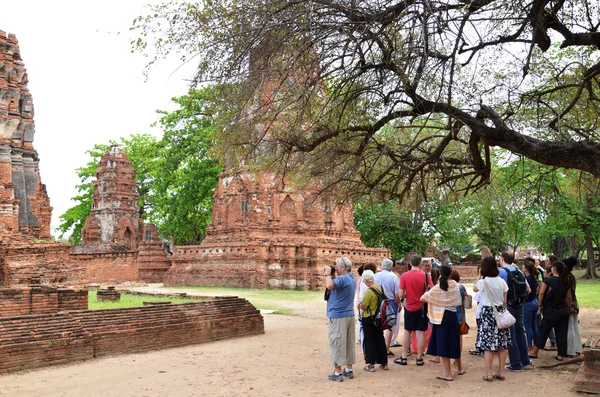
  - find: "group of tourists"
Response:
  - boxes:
[323,250,583,383]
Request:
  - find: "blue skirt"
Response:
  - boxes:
[427,310,461,359]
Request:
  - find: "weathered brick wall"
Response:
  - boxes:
[0,313,92,374]
[165,243,389,290]
[0,298,264,374]
[2,243,85,287]
[0,287,87,317]
[69,251,138,283]
[72,298,264,358]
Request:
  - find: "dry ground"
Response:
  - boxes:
[0,285,596,397]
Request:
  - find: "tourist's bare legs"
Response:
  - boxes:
[416,330,426,358]
[497,349,507,376]
[384,329,392,353]
[484,350,494,378]
[440,357,452,379]
[402,329,411,358]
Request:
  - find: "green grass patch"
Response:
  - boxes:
[88,291,202,310]
[571,271,600,309]
[170,286,323,315]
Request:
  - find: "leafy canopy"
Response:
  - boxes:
[132,0,600,204]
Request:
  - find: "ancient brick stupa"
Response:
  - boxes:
[0,31,83,286]
[164,38,389,290]
[0,32,52,240]
[74,144,141,253]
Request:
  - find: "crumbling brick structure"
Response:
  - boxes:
[79,144,141,251]
[0,31,52,239]
[0,31,84,287]
[0,297,264,374]
[137,224,172,282]
[71,146,170,283]
[164,39,389,289]
[165,172,389,289]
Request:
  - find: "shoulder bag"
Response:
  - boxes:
[484,278,515,329]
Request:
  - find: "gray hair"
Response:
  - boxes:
[410,255,422,268]
[381,258,393,270]
[336,257,352,271]
[362,270,375,282]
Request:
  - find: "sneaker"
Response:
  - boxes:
[469,348,483,356]
[328,373,343,382]
[522,361,534,369]
[504,365,522,372]
[342,369,354,379]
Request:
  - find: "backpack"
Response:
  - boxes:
[368,286,396,330]
[505,266,528,306]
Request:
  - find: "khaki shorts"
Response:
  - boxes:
[328,316,356,367]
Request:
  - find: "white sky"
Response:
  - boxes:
[1,1,194,235]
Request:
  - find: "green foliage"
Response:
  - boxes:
[58,87,222,245]
[148,88,222,244]
[353,200,430,259]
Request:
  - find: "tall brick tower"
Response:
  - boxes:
[0,31,52,239]
[79,144,141,251]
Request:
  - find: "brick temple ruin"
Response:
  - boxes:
[0,31,84,287]
[164,39,390,289]
[71,144,171,284]
[0,31,264,376]
[165,171,390,289]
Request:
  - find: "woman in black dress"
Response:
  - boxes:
[529,261,572,361]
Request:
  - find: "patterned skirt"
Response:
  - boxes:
[476,306,511,351]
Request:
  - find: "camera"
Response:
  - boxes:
[324,264,337,301]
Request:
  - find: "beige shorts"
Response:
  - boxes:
[328,316,356,367]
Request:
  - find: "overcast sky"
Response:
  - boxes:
[1,1,194,235]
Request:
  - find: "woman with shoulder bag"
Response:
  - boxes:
[359,270,389,372]
[421,265,463,381]
[472,256,510,382]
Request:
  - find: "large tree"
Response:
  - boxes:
[133,0,600,203]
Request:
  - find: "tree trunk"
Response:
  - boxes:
[552,237,567,259]
[566,236,579,258]
[583,229,598,279]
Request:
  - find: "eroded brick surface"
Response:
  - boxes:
[165,171,390,290]
[0,297,264,374]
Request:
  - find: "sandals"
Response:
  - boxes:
[482,373,494,382]
[554,356,564,361]
[493,373,505,381]
[394,357,408,365]
[457,369,466,375]
[416,357,425,366]
[363,365,376,372]
[379,364,389,370]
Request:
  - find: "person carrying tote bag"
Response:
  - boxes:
[472,256,511,382]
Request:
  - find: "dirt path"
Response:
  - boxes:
[0,286,593,397]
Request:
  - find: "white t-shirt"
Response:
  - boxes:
[476,276,508,307]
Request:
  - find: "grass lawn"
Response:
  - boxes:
[170,286,324,315]
[570,269,600,309]
[88,291,204,310]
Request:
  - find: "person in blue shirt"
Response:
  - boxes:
[324,257,357,382]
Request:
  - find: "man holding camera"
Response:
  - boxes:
[324,257,356,382]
